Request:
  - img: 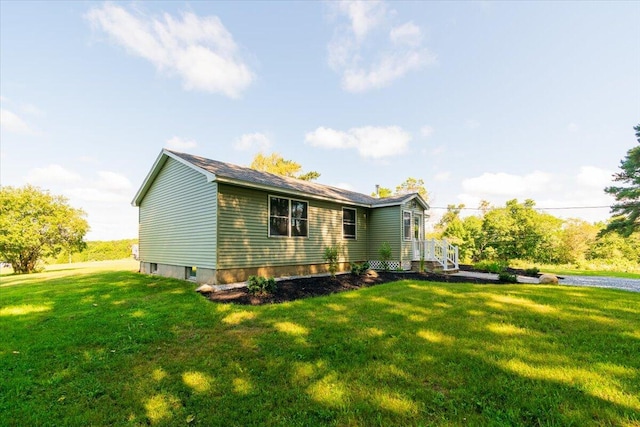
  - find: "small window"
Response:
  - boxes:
[343,208,356,239]
[186,266,197,280]
[403,211,412,241]
[150,263,158,273]
[269,196,308,237]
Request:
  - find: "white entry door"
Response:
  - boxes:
[413,213,423,258]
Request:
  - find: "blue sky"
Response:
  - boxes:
[1,1,639,240]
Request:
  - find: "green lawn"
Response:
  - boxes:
[1,261,639,426]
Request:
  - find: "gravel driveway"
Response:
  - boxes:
[560,275,640,293]
[454,271,640,293]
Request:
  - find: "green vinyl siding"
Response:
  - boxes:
[367,206,401,260]
[217,184,368,269]
[138,158,217,268]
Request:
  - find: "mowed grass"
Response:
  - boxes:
[1,261,639,426]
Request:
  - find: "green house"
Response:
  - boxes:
[132,149,458,285]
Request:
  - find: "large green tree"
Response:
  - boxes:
[250,152,320,181]
[557,219,599,264]
[0,185,89,273]
[395,177,428,200]
[604,124,640,236]
[481,199,562,262]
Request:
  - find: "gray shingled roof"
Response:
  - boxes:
[167,150,426,209]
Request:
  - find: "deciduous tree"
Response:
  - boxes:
[0,185,89,273]
[482,199,562,262]
[250,152,320,181]
[395,177,428,200]
[371,186,392,198]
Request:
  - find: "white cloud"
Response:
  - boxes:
[26,164,83,185]
[95,171,133,193]
[336,0,387,41]
[334,182,355,191]
[390,22,422,47]
[233,132,272,152]
[568,122,579,132]
[434,171,451,182]
[86,3,254,98]
[462,171,553,197]
[1,109,34,134]
[67,171,132,201]
[420,125,434,138]
[455,167,617,224]
[305,125,410,159]
[327,1,435,92]
[22,164,137,240]
[166,136,197,150]
[341,50,433,93]
[576,166,613,189]
[64,187,130,203]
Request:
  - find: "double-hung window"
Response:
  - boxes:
[403,211,412,241]
[269,196,308,237]
[343,208,356,239]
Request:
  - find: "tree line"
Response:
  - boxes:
[432,199,640,270]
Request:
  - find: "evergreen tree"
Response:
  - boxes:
[604,124,640,236]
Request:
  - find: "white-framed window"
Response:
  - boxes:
[403,211,412,241]
[269,196,308,238]
[343,208,357,239]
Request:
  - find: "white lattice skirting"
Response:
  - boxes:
[368,260,412,271]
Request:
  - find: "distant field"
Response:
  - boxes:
[0,258,138,277]
[1,262,639,426]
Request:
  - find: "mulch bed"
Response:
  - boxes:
[207,270,500,306]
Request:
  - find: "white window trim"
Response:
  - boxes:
[403,210,412,241]
[268,195,309,238]
[342,207,357,240]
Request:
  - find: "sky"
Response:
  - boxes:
[1,1,639,240]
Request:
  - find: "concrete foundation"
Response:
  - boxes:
[195,267,216,285]
[139,261,353,285]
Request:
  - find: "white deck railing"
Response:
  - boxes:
[413,239,459,271]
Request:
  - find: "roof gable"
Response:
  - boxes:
[132,149,429,210]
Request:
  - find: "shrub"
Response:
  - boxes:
[498,272,518,283]
[247,275,277,295]
[379,242,392,271]
[323,245,341,277]
[350,261,370,276]
[524,267,540,277]
[474,260,508,274]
